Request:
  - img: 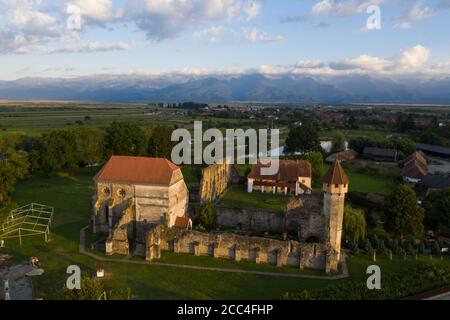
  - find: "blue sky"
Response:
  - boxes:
[1,0,450,80]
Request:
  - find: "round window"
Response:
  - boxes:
[103,187,111,196]
[118,189,126,197]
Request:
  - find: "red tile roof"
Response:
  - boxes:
[248,160,311,182]
[95,156,180,186]
[323,161,349,185]
[174,217,191,229]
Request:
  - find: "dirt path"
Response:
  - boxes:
[79,226,349,280]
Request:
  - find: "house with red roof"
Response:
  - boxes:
[247,160,312,196]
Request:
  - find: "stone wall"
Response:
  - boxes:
[145,226,328,270]
[199,163,239,203]
[215,193,326,241]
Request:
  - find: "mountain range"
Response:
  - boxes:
[1,73,450,104]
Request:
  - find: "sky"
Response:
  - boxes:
[1,0,450,80]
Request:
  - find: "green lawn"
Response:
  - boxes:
[321,163,398,195]
[219,185,291,212]
[1,169,449,300]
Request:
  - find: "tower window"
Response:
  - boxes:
[335,184,339,188]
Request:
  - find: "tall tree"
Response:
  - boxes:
[385,185,424,239]
[195,201,217,232]
[0,134,29,205]
[148,125,174,159]
[285,124,320,154]
[75,128,106,167]
[38,130,78,173]
[343,204,367,247]
[105,122,147,157]
[423,188,450,230]
[331,131,346,153]
[302,152,324,187]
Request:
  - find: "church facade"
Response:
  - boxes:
[91,156,189,255]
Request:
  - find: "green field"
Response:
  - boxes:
[0,169,449,299]
[0,102,268,136]
[321,163,398,195]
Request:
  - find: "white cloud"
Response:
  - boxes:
[125,0,262,40]
[67,0,123,24]
[397,44,430,69]
[193,26,223,42]
[312,0,385,17]
[327,45,430,73]
[295,59,324,69]
[243,0,261,20]
[47,41,132,54]
[282,0,386,24]
[243,28,284,43]
[394,0,434,29]
[330,54,392,72]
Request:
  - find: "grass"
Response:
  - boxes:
[321,163,398,195]
[219,185,291,212]
[1,169,449,300]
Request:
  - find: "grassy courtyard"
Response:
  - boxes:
[219,185,292,212]
[1,168,449,300]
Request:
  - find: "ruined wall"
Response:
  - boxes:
[216,206,285,232]
[145,226,328,270]
[106,199,134,255]
[199,163,238,203]
[215,193,326,241]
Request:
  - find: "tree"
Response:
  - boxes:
[75,128,106,167]
[195,201,217,232]
[343,205,367,247]
[64,276,104,300]
[148,125,174,159]
[331,131,346,153]
[285,124,320,155]
[431,241,441,255]
[0,134,29,206]
[105,122,147,157]
[396,114,415,132]
[385,185,424,239]
[302,152,323,186]
[38,130,78,173]
[423,188,450,230]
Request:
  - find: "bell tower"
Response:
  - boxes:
[322,161,349,273]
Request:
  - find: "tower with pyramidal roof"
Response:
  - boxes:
[322,160,349,273]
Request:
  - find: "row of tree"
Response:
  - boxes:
[0,122,175,209]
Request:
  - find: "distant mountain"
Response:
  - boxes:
[0,73,450,104]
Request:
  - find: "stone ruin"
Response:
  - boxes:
[145,225,335,271]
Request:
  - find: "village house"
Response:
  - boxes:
[402,151,428,184]
[326,149,358,163]
[247,160,312,195]
[363,147,398,162]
